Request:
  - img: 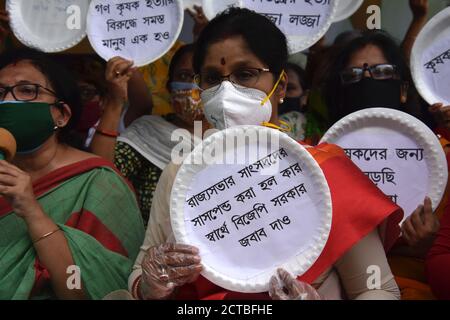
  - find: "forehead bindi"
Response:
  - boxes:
[202,36,266,71]
[347,45,388,68]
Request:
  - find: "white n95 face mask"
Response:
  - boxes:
[201,81,273,130]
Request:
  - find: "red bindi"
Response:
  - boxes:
[221,58,226,66]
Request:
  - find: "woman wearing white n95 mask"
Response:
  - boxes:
[198,67,286,130]
[128,8,403,301]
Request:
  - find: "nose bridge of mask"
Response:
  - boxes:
[170,81,200,91]
[202,80,264,101]
[0,100,27,105]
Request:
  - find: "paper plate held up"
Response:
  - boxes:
[170,126,332,293]
[241,0,338,53]
[87,0,184,67]
[320,108,448,221]
[7,0,90,52]
[411,7,450,105]
[333,0,363,22]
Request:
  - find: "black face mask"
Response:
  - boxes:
[279,97,303,115]
[340,78,402,115]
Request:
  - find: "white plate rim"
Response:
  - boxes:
[170,125,333,293]
[332,0,364,22]
[86,0,185,67]
[287,0,339,54]
[411,7,450,106]
[319,107,448,213]
[6,0,88,53]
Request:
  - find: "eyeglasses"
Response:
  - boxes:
[340,64,399,85]
[0,83,58,102]
[194,67,272,90]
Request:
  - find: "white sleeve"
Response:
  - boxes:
[334,229,401,300]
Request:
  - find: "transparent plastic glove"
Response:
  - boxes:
[269,268,323,300]
[140,243,202,300]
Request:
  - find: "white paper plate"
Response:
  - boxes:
[333,0,363,22]
[171,126,332,293]
[241,0,338,54]
[86,0,184,67]
[7,0,89,52]
[411,7,450,105]
[202,0,241,20]
[320,108,448,220]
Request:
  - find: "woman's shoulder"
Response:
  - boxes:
[59,146,102,164]
[50,147,121,182]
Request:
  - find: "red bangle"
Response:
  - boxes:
[132,276,144,300]
[95,128,119,138]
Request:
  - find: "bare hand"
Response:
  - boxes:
[402,197,439,255]
[0,160,42,219]
[409,0,429,19]
[187,5,208,39]
[428,103,450,131]
[105,56,137,105]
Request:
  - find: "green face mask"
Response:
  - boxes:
[0,101,56,154]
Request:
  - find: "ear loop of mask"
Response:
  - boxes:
[51,100,65,131]
[260,70,291,133]
[263,120,292,133]
[261,70,286,106]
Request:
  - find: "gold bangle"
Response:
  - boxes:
[33,228,61,244]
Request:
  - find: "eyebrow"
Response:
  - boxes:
[175,68,194,74]
[202,59,267,73]
[0,80,37,86]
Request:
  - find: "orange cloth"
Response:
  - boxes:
[394,277,435,300]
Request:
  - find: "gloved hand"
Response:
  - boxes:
[140,243,202,300]
[269,268,323,300]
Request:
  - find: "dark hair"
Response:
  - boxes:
[286,63,307,91]
[66,55,108,97]
[0,48,83,148]
[333,30,363,46]
[324,30,419,126]
[193,7,288,79]
[166,43,196,91]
